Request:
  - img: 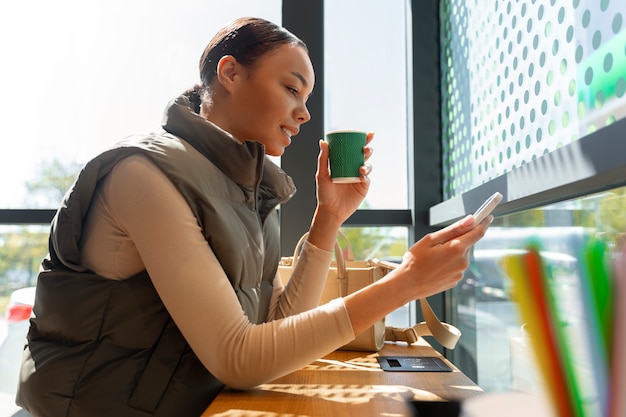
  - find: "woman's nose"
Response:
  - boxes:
[296,102,311,124]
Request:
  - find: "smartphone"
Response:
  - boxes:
[472,192,502,225]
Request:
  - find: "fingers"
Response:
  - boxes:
[401,242,470,297]
[466,215,493,245]
[360,163,372,177]
[364,132,374,163]
[316,139,330,181]
[427,215,475,247]
[361,132,374,180]
[364,146,374,162]
[428,214,492,247]
[401,211,493,299]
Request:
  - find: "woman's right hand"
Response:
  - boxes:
[396,214,492,300]
[343,213,492,337]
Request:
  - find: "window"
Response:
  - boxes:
[0,0,283,270]
[323,0,413,327]
[453,186,626,394]
[440,0,626,198]
[324,0,409,210]
[437,0,626,395]
[0,1,282,407]
[0,0,282,210]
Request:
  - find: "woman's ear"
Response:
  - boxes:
[216,55,240,93]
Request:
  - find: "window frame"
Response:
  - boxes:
[432,0,626,382]
[283,0,443,345]
[429,116,626,227]
[280,1,415,254]
[0,210,55,224]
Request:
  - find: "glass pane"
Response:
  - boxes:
[324,0,410,210]
[0,225,48,296]
[441,0,626,198]
[0,0,281,209]
[451,185,626,399]
[338,226,408,261]
[338,226,410,328]
[0,225,48,398]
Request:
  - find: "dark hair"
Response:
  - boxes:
[183,17,307,113]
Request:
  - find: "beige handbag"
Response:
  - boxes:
[278,232,461,351]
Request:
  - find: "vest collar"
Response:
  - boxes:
[161,96,296,204]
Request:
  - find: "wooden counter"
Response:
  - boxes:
[202,340,482,416]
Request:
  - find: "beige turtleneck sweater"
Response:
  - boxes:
[79,153,355,389]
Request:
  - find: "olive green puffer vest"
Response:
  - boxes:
[16,96,296,416]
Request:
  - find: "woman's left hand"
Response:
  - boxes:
[314,132,374,226]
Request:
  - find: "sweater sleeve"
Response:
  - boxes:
[267,240,340,320]
[95,154,356,389]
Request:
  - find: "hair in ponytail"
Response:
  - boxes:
[182,84,204,113]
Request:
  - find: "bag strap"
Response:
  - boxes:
[335,229,355,261]
[369,258,462,350]
[292,232,349,296]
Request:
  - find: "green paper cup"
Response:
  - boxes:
[325,130,366,183]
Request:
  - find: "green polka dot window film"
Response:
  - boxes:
[440,0,626,198]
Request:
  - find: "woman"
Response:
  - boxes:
[17,17,491,416]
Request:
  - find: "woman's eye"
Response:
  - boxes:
[287,86,298,96]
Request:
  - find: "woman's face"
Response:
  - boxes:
[225,44,315,156]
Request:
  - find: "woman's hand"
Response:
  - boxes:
[398,214,492,299]
[306,133,374,251]
[315,132,374,224]
[343,214,493,336]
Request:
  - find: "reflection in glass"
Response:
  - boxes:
[451,185,626,394]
